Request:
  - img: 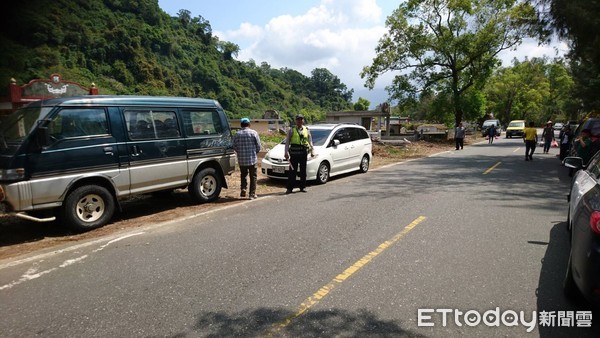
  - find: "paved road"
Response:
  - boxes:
[0,135,597,337]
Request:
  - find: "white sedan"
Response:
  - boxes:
[261,124,372,184]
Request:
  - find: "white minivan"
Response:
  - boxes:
[261,123,372,184]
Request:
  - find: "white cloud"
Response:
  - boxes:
[215,0,392,104]
[215,0,568,107]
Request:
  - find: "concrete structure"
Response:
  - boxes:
[0,74,98,116]
[325,103,391,134]
[230,109,286,134]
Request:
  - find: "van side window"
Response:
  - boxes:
[124,110,179,140]
[182,110,223,136]
[49,108,108,140]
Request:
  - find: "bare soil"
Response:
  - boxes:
[0,139,461,261]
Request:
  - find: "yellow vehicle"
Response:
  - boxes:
[505,120,526,138]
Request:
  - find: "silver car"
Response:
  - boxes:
[261,124,372,184]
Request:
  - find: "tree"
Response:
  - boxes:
[361,0,538,125]
[353,97,371,111]
[537,0,600,114]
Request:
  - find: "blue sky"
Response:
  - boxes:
[158,0,567,108]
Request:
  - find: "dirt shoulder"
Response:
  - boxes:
[0,139,461,261]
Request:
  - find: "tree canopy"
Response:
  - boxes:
[0,0,354,122]
[361,0,539,125]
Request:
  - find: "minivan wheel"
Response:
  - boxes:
[359,155,370,173]
[190,167,222,203]
[62,185,115,232]
[317,162,330,184]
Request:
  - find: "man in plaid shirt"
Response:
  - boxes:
[233,117,262,199]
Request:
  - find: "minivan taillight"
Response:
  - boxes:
[589,211,600,234]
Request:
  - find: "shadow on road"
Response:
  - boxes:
[170,307,425,337]
[537,222,600,337]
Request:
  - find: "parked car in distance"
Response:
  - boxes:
[0,96,236,232]
[261,123,372,184]
[553,122,564,131]
[481,119,502,137]
[562,152,600,305]
[505,120,526,138]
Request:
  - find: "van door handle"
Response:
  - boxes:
[131,145,142,157]
[103,146,114,156]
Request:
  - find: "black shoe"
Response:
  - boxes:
[529,155,533,160]
[525,158,529,161]
[285,189,293,194]
[240,190,246,198]
[300,188,307,193]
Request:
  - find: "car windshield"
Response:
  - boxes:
[482,121,497,127]
[509,121,525,128]
[279,128,333,147]
[0,106,50,155]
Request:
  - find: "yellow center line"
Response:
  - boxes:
[483,161,501,175]
[264,216,427,337]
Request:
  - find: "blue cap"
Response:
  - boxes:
[240,117,250,124]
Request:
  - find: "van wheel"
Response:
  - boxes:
[317,162,330,184]
[359,155,370,173]
[62,185,115,232]
[190,167,221,203]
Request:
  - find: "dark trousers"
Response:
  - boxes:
[560,143,570,160]
[543,139,552,153]
[525,140,536,158]
[287,150,307,190]
[455,137,464,150]
[240,164,257,195]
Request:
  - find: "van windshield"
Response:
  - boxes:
[509,121,525,128]
[0,106,50,155]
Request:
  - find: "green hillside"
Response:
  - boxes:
[0,0,354,122]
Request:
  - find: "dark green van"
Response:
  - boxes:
[0,96,236,231]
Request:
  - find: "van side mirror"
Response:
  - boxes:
[563,157,583,170]
[33,126,50,150]
[332,139,340,147]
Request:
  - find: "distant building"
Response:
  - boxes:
[0,74,99,116]
[325,103,391,133]
[230,110,286,134]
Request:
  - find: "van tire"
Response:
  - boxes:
[62,185,115,232]
[190,167,221,203]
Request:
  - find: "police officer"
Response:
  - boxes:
[284,114,314,194]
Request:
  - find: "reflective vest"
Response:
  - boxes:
[290,127,309,146]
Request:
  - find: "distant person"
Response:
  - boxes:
[523,121,538,161]
[455,122,466,150]
[541,121,555,154]
[284,114,314,194]
[559,125,573,160]
[233,117,261,199]
[487,124,497,144]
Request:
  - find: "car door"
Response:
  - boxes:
[570,152,600,283]
[123,109,188,194]
[329,128,353,173]
[346,127,365,167]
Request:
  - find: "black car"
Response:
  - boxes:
[563,153,600,304]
